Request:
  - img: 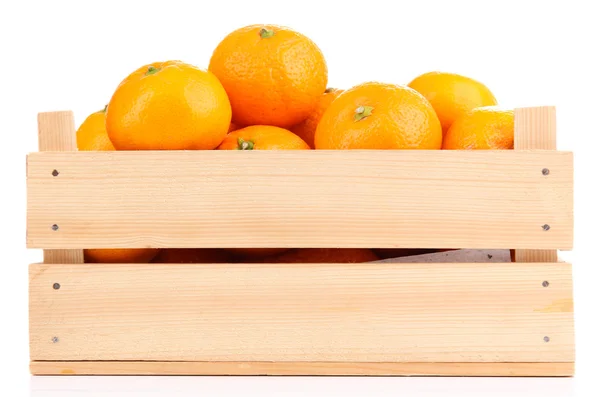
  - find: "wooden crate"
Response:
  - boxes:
[27,106,574,376]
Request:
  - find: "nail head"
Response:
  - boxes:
[543,336,550,342]
[542,224,550,231]
[52,337,59,343]
[542,281,549,287]
[51,169,59,177]
[51,224,59,231]
[542,168,550,176]
[53,283,60,290]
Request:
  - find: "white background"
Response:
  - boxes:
[1,0,599,395]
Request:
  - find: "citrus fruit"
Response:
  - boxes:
[152,249,232,263]
[291,87,343,148]
[106,60,231,150]
[314,82,442,149]
[84,249,160,263]
[261,248,379,263]
[218,125,310,150]
[76,106,115,151]
[443,107,514,149]
[228,122,240,133]
[408,72,497,135]
[373,249,440,259]
[226,248,291,259]
[209,24,328,128]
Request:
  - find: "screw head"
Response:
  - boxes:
[542,168,550,176]
[51,224,59,231]
[51,169,59,177]
[53,283,60,290]
[542,224,550,231]
[542,281,549,287]
[543,336,550,343]
[52,337,59,343]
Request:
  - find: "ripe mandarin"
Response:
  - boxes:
[209,25,327,128]
[408,72,497,135]
[76,106,115,151]
[218,125,310,150]
[291,88,343,148]
[443,106,514,150]
[106,60,231,150]
[315,82,442,149]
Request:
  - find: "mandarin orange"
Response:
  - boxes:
[84,249,160,263]
[315,82,442,149]
[76,106,115,151]
[218,125,310,150]
[152,249,232,263]
[291,88,343,148]
[408,72,497,136]
[209,25,327,128]
[106,60,231,150]
[443,107,514,150]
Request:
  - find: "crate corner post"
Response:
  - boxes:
[514,106,559,263]
[31,111,84,374]
[35,111,84,264]
[514,106,574,376]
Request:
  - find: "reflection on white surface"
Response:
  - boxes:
[30,376,577,397]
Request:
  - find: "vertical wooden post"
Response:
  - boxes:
[37,111,84,264]
[514,106,558,262]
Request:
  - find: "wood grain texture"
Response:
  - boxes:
[515,106,557,150]
[516,250,559,263]
[29,263,574,363]
[514,107,559,262]
[26,150,573,249]
[30,361,574,376]
[36,111,83,264]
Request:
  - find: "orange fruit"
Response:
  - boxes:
[314,82,442,149]
[106,60,231,150]
[152,249,232,263]
[408,72,497,135]
[76,106,115,151]
[209,24,328,128]
[218,125,310,150]
[227,248,291,259]
[290,88,343,148]
[228,122,240,133]
[84,249,160,263]
[443,107,514,150]
[261,248,379,263]
[373,249,440,259]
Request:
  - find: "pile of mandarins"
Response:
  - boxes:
[77,24,513,264]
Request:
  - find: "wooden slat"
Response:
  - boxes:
[36,112,83,264]
[30,361,574,376]
[516,250,559,263]
[26,150,573,249]
[515,106,559,262]
[29,263,574,363]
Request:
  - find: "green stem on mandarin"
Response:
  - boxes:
[146,66,160,76]
[259,28,275,38]
[100,104,108,113]
[237,137,255,150]
[354,105,374,121]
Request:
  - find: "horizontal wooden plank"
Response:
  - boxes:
[30,361,574,376]
[26,150,572,249]
[30,262,574,363]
